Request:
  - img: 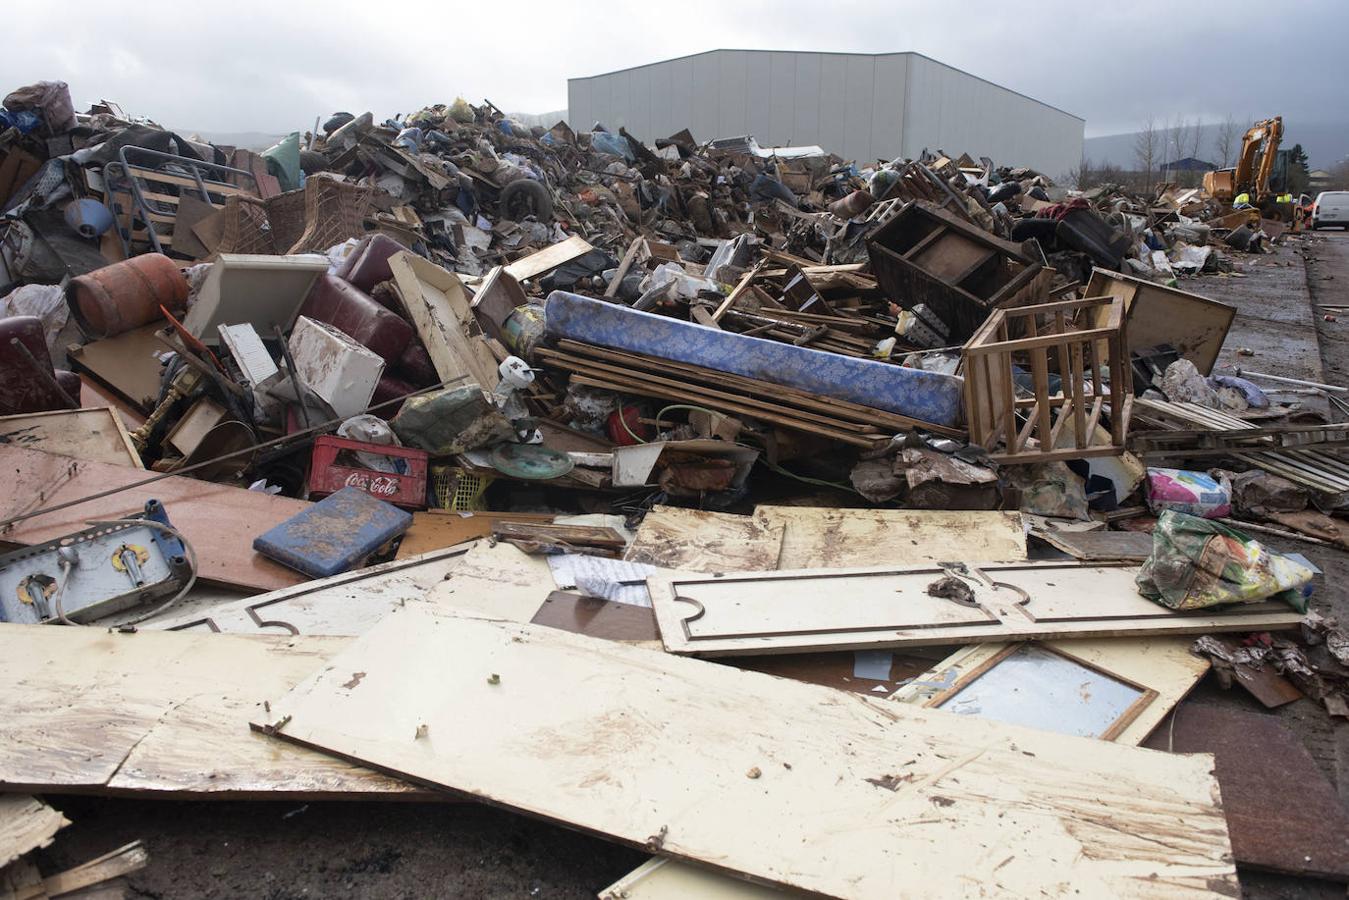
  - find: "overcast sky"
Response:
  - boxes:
[3,0,1342,140]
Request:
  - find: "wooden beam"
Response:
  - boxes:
[604,236,645,299]
[710,261,764,323]
[504,234,593,282]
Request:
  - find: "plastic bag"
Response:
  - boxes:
[1137,510,1313,612]
[390,386,513,456]
[590,131,633,160]
[1145,468,1231,518]
[0,284,66,354]
[2,81,75,135]
[337,414,404,472]
[262,132,303,192]
[646,262,720,300]
[449,97,475,124]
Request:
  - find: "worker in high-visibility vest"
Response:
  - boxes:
[1234,192,1252,207]
[1277,193,1293,204]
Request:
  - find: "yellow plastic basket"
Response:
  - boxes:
[430,465,493,511]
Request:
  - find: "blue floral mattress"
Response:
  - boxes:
[543,292,963,428]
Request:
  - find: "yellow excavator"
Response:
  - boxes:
[1203,116,1293,221]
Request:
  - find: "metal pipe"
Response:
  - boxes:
[1233,368,1349,394]
[272,324,312,431]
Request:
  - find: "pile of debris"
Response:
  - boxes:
[1,79,1347,895]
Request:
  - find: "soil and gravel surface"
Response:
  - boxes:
[25,234,1349,898]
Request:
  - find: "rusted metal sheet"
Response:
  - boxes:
[0,444,310,592]
[1144,704,1349,881]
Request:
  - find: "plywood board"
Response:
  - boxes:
[423,540,561,622]
[149,546,473,635]
[395,511,556,559]
[753,506,1026,568]
[389,251,499,389]
[625,507,783,572]
[0,408,141,468]
[0,624,428,799]
[1144,704,1349,881]
[503,234,594,282]
[254,606,1238,898]
[0,795,68,868]
[892,638,1209,746]
[0,444,310,592]
[648,561,1303,656]
[65,325,166,412]
[78,375,147,430]
[1085,268,1235,376]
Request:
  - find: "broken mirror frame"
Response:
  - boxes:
[917,643,1160,741]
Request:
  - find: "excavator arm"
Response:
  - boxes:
[1203,116,1282,202]
[1251,116,1282,201]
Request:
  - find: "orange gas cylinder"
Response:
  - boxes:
[65,253,187,338]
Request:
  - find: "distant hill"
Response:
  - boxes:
[175,130,288,151]
[1084,120,1349,171]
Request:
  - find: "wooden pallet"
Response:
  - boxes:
[1133,398,1349,503]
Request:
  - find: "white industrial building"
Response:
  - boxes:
[567,50,1084,180]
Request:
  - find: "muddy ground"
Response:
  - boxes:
[28,234,1349,898]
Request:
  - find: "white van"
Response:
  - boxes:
[1313,191,1349,229]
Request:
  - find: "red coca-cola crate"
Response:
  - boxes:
[307,435,429,509]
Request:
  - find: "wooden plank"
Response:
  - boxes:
[566,373,886,449]
[754,507,1026,568]
[253,605,1238,898]
[388,252,500,390]
[493,521,627,550]
[542,356,883,436]
[1033,529,1154,562]
[710,264,761,323]
[65,325,167,413]
[394,511,557,559]
[0,624,429,799]
[504,234,593,282]
[0,796,68,869]
[625,507,783,572]
[551,340,961,438]
[26,841,148,899]
[0,409,141,469]
[0,444,310,593]
[604,236,644,299]
[123,166,252,197]
[689,306,721,330]
[647,561,1303,657]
